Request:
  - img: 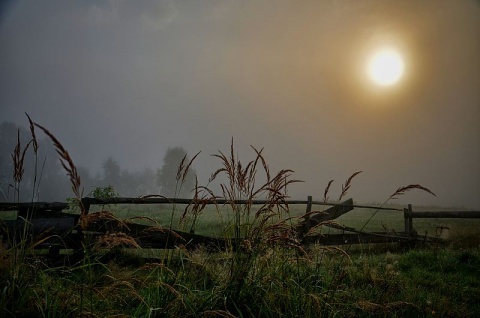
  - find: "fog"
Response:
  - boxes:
[1,0,479,208]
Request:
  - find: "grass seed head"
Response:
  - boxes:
[25,112,38,154]
[95,232,141,249]
[12,129,32,184]
[339,171,362,201]
[33,122,82,200]
[390,184,436,199]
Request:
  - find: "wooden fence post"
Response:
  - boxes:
[81,197,91,215]
[304,196,313,234]
[404,204,413,236]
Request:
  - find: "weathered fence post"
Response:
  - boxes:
[404,204,413,236]
[304,196,313,234]
[81,197,91,215]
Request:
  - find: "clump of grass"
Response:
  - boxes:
[28,120,148,316]
[95,231,141,249]
[0,114,49,316]
[178,139,309,311]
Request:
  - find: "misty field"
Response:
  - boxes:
[88,202,480,245]
[1,116,479,317]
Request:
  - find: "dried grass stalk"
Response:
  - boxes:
[33,122,85,218]
[181,151,201,183]
[390,184,436,199]
[143,226,186,241]
[12,129,32,184]
[176,154,187,182]
[25,112,38,154]
[339,171,362,201]
[85,211,128,229]
[323,179,334,203]
[95,232,140,249]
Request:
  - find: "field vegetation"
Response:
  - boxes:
[0,116,479,317]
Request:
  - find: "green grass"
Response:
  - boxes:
[84,202,480,242]
[2,241,479,317]
[3,202,479,317]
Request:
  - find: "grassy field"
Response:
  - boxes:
[1,235,479,317]
[3,186,480,317]
[3,201,476,317]
[86,201,480,246]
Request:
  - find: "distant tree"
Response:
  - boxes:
[156,147,196,198]
[102,157,121,190]
[134,167,157,196]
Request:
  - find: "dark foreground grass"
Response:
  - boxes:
[344,247,480,317]
[1,243,479,317]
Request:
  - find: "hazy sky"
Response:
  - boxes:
[1,0,479,208]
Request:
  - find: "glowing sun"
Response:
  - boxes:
[367,49,405,86]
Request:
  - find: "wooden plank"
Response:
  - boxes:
[1,198,402,215]
[0,202,69,211]
[295,198,354,238]
[1,216,78,234]
[404,211,480,218]
[82,197,355,209]
[308,198,354,225]
[0,202,70,219]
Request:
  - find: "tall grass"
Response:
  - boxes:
[195,140,305,307]
[1,114,38,316]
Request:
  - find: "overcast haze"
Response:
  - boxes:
[1,0,479,208]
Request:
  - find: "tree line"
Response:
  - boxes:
[0,121,196,202]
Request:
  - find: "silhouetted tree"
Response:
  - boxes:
[101,156,121,191]
[133,167,157,196]
[156,147,196,198]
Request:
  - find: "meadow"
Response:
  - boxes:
[87,201,479,246]
[1,118,479,317]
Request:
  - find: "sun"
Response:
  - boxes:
[367,49,405,86]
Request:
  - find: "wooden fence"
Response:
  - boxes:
[1,197,479,257]
[403,203,480,235]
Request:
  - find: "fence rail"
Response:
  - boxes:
[0,197,402,214]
